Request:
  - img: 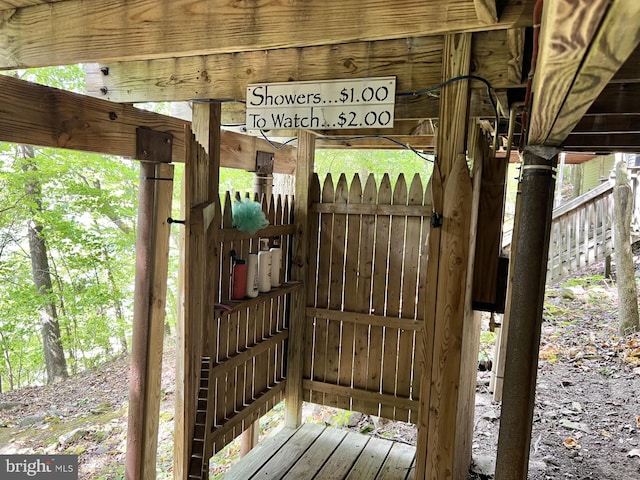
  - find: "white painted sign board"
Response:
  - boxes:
[246,77,396,130]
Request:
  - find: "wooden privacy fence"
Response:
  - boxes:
[303,172,431,424]
[190,190,301,477]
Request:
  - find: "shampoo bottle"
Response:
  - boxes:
[270,237,282,287]
[231,257,247,300]
[257,238,272,293]
[246,252,259,298]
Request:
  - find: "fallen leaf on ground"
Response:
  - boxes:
[563,437,581,449]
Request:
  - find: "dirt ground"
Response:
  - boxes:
[1,270,639,479]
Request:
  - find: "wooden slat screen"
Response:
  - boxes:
[206,191,297,454]
[303,172,431,423]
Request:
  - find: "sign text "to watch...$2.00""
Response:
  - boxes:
[246,77,396,130]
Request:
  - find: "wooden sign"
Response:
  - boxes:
[246,77,396,130]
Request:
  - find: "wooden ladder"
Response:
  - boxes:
[188,357,211,479]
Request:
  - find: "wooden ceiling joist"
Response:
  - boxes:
[572,115,640,134]
[473,0,499,24]
[0,0,534,70]
[314,135,435,150]
[85,30,522,105]
[585,84,640,116]
[0,75,297,172]
[528,0,640,146]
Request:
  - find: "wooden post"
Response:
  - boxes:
[495,146,558,480]
[174,102,221,480]
[126,153,174,479]
[416,32,472,480]
[285,130,315,428]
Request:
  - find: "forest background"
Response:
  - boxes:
[0,65,436,390]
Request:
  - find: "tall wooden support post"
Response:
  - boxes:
[285,130,315,428]
[126,128,174,480]
[416,32,474,480]
[240,150,275,456]
[495,146,558,480]
[174,103,221,480]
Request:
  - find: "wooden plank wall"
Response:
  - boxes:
[303,172,431,423]
[205,191,300,455]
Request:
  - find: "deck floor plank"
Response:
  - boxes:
[314,430,370,480]
[249,423,326,479]
[223,423,415,480]
[344,436,394,480]
[375,442,416,480]
[282,427,348,479]
[222,426,298,480]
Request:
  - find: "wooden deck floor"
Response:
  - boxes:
[223,422,416,480]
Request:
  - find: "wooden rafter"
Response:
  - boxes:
[86,30,521,104]
[506,28,525,85]
[0,0,534,69]
[528,0,639,146]
[546,0,640,145]
[0,75,297,172]
[473,0,498,24]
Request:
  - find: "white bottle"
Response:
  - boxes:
[257,238,272,293]
[270,237,282,288]
[246,252,259,298]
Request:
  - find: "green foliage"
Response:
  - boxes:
[0,141,138,387]
[315,149,432,183]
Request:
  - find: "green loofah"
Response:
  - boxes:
[232,198,269,234]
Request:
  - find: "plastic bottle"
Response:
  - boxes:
[246,253,259,298]
[270,237,282,288]
[231,258,247,300]
[257,238,272,293]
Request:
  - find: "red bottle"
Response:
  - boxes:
[232,258,247,300]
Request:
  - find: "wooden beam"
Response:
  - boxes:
[585,83,640,115]
[86,30,522,103]
[506,28,525,85]
[0,0,534,69]
[612,44,640,83]
[0,0,62,7]
[562,132,640,150]
[0,74,188,161]
[474,0,498,24]
[285,130,315,428]
[314,135,435,150]
[527,0,611,145]
[572,115,640,134]
[126,161,174,480]
[0,75,297,171]
[546,0,640,145]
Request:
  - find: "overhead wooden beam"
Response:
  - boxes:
[86,30,521,104]
[612,44,640,83]
[0,0,534,69]
[474,0,498,24]
[0,0,61,7]
[562,133,640,150]
[0,75,297,171]
[314,135,435,150]
[585,83,640,115]
[546,0,640,145]
[572,115,640,134]
[527,0,611,145]
[506,28,525,85]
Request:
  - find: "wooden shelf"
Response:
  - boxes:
[213,281,303,319]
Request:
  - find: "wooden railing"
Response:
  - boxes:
[547,180,614,283]
[503,170,640,283]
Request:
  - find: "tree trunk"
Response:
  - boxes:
[21,145,69,384]
[613,158,640,335]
